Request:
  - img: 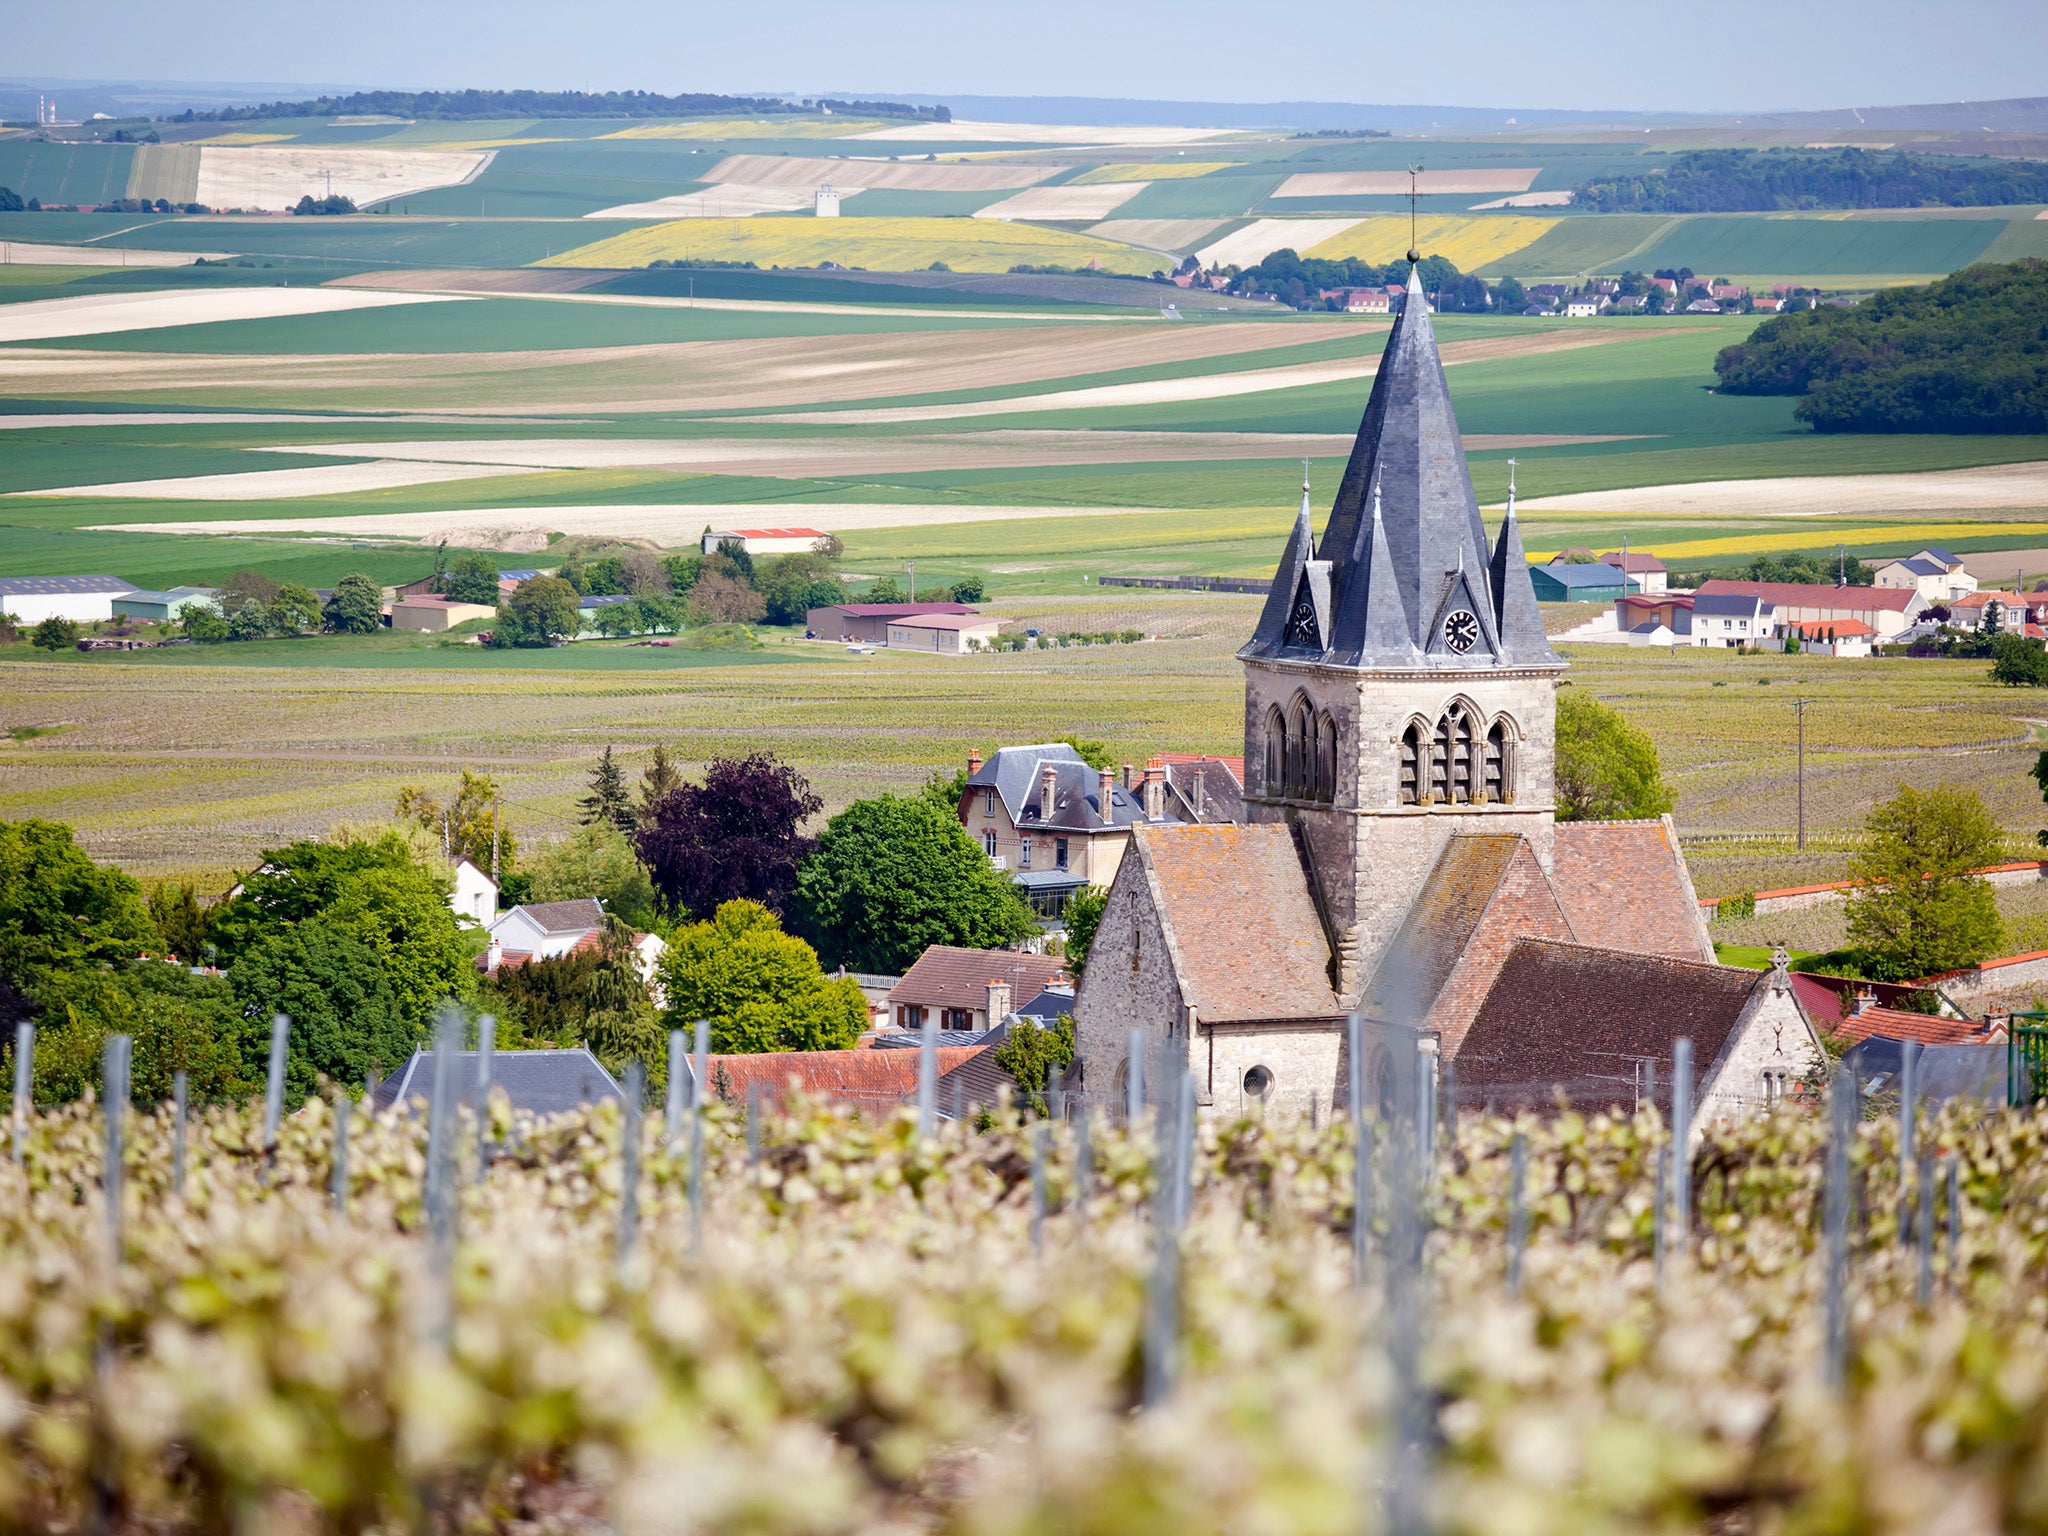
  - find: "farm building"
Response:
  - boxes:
[577,593,638,635]
[112,587,219,623]
[1528,563,1636,602]
[884,613,1001,652]
[814,184,840,217]
[807,601,977,643]
[0,575,136,624]
[396,568,545,600]
[1598,551,1667,595]
[390,597,497,632]
[1614,594,1693,633]
[701,527,830,556]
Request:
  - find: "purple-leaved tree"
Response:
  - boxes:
[634,753,822,920]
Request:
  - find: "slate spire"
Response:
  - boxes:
[1243,262,1558,671]
[1490,461,1560,664]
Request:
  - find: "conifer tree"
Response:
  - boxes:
[639,743,682,822]
[578,747,634,832]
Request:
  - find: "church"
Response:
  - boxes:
[1068,265,1817,1124]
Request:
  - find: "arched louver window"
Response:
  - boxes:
[1288,700,1313,798]
[1428,715,1452,804]
[1399,721,1423,805]
[1446,704,1477,804]
[1317,712,1339,804]
[1264,706,1286,796]
[1487,718,1516,804]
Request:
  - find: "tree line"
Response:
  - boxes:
[1713,259,2048,433]
[172,90,949,124]
[1573,147,2048,213]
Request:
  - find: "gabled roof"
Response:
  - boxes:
[0,575,135,595]
[1919,547,1961,568]
[1549,818,1714,962]
[1538,563,1634,589]
[821,602,975,619]
[1242,265,1557,672]
[1599,551,1667,572]
[1361,834,1523,1021]
[1161,756,1245,824]
[1884,557,1945,577]
[967,743,1169,831]
[1692,591,1773,617]
[498,898,604,935]
[1134,822,1339,1023]
[888,946,1068,1010]
[1455,939,1772,1109]
[1697,580,1919,613]
[887,612,996,631]
[705,1045,985,1107]
[372,1046,623,1115]
[1833,1004,1990,1048]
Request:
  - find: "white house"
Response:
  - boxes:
[814,184,840,217]
[0,575,136,624]
[485,897,669,995]
[1564,294,1606,317]
[1875,547,1977,604]
[450,858,498,927]
[1689,590,1777,647]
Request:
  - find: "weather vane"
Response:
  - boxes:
[1407,163,1423,264]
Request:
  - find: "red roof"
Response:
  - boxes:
[1833,1005,1991,1048]
[706,1047,984,1107]
[719,527,828,539]
[1790,619,1874,638]
[1697,580,1918,613]
[825,602,977,619]
[1159,751,1245,784]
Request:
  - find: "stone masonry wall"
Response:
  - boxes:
[1070,850,1191,1114]
[1699,982,1819,1138]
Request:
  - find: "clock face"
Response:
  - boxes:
[1285,596,1319,648]
[1443,608,1480,654]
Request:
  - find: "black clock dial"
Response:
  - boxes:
[1285,597,1319,647]
[1443,608,1479,654]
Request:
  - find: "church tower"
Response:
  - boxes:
[1239,265,1566,996]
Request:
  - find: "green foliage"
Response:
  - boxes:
[322,572,383,635]
[228,919,414,1104]
[30,617,78,652]
[993,1012,1075,1117]
[656,899,866,1054]
[270,583,322,635]
[394,770,516,873]
[1719,891,1758,921]
[1576,148,2048,214]
[185,86,945,124]
[662,554,704,594]
[146,881,211,964]
[1554,692,1675,822]
[22,964,253,1107]
[493,574,581,647]
[527,821,658,931]
[1061,886,1109,972]
[0,819,156,987]
[578,747,636,832]
[639,744,682,821]
[484,947,603,1046]
[685,571,766,625]
[1058,735,1116,771]
[949,575,987,603]
[755,552,840,626]
[1989,633,2048,687]
[792,793,1038,974]
[1845,785,2006,982]
[443,553,502,605]
[1713,260,2048,433]
[292,193,358,216]
[865,576,906,603]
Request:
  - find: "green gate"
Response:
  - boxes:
[2007,1020,2048,1109]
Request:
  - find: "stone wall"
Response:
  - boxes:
[1069,850,1192,1114]
[1199,1020,1344,1121]
[1698,980,1818,1138]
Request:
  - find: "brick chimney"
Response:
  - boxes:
[1121,762,1133,790]
[1143,758,1165,822]
[1099,766,1116,825]
[1040,763,1059,823]
[986,979,1012,1025]
[1851,986,1876,1016]
[968,748,983,776]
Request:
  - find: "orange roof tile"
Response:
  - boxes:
[1550,819,1714,962]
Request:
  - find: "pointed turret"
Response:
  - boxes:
[1490,463,1559,664]
[1244,260,1560,672]
[1248,472,1319,652]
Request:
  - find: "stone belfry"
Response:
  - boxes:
[1238,264,1567,995]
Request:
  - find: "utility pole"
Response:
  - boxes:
[907,561,916,602]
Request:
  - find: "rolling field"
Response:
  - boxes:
[3,598,2043,903]
[1305,214,1561,267]
[537,215,1163,275]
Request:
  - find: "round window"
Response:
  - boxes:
[1243,1064,1274,1099]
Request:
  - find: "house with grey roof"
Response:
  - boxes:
[1876,548,1977,604]
[1690,590,1777,647]
[0,575,136,625]
[372,1046,624,1117]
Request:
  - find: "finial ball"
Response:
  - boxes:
[1406,247,1420,264]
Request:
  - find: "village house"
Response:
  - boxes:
[1599,551,1668,595]
[484,898,667,991]
[1875,547,1977,604]
[451,858,498,926]
[1695,579,1924,641]
[1564,294,1606,317]
[1948,590,2025,631]
[884,945,1068,1033]
[960,744,1202,919]
[1787,619,1876,657]
[1690,590,1777,647]
[1066,264,1799,1123]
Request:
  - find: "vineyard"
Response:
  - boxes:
[4,1034,2048,1535]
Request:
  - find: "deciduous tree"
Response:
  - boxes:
[635,753,819,919]
[993,1012,1074,1117]
[0,819,156,989]
[394,771,516,873]
[1061,886,1108,972]
[792,792,1037,974]
[1554,692,1674,822]
[686,570,766,625]
[1845,785,2005,982]
[655,899,865,1054]
[30,617,78,652]
[443,552,502,604]
[494,574,581,647]
[323,572,384,634]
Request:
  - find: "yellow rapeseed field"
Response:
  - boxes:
[599,117,895,141]
[1307,214,1559,268]
[1072,161,1240,184]
[537,215,1160,274]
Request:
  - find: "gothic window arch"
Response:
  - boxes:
[1399,719,1425,805]
[1484,716,1518,804]
[1435,700,1479,804]
[1264,705,1286,796]
[1316,711,1339,804]
[1287,696,1313,799]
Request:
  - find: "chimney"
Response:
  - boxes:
[1191,767,1206,822]
[1851,986,1876,1017]
[1143,761,1165,822]
[1121,762,1133,790]
[968,748,983,776]
[1040,763,1059,823]
[986,979,1012,1025]
[485,937,503,975]
[1099,766,1116,825]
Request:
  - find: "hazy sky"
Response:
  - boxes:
[16,0,2045,115]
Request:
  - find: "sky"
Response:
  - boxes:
[13,0,2046,116]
